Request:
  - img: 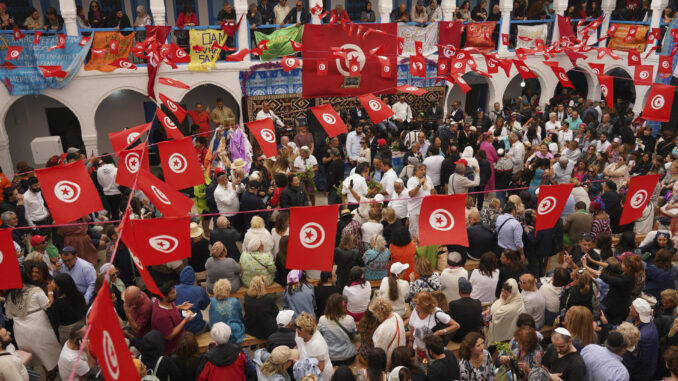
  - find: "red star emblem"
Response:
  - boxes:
[435,216,444,225]
[173,159,181,167]
[61,186,71,196]
[304,229,315,241]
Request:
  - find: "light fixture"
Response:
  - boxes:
[520,80,526,88]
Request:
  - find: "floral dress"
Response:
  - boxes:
[409,272,442,301]
[459,350,495,381]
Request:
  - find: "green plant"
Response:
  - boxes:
[297,166,317,192]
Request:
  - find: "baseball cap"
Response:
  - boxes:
[276,310,295,327]
[454,158,468,166]
[270,346,299,365]
[210,322,232,345]
[632,298,652,323]
[458,278,472,294]
[390,262,409,275]
[30,235,46,247]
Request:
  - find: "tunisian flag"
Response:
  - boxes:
[311,104,348,138]
[535,184,574,232]
[643,84,675,122]
[302,23,397,98]
[438,22,464,52]
[513,60,537,79]
[246,118,278,158]
[108,122,151,153]
[125,217,191,266]
[418,194,468,246]
[36,161,104,225]
[550,66,574,89]
[118,212,164,297]
[136,170,194,217]
[598,75,614,106]
[287,205,340,271]
[145,26,172,99]
[116,146,150,188]
[157,137,204,189]
[158,94,187,123]
[358,93,394,124]
[156,108,185,140]
[619,174,661,225]
[88,281,140,381]
[634,65,653,86]
[0,230,22,290]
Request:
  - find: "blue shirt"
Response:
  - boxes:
[496,213,523,250]
[633,320,659,381]
[58,257,96,303]
[282,283,315,319]
[581,344,629,381]
[209,297,243,326]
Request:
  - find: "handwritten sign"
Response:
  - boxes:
[189,29,227,72]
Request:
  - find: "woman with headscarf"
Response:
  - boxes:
[589,199,611,241]
[639,231,675,262]
[87,1,108,28]
[486,279,526,345]
[133,5,152,26]
[283,270,315,319]
[133,330,182,380]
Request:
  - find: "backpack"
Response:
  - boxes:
[141,356,163,381]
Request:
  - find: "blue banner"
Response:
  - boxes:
[240,62,439,97]
[0,34,91,96]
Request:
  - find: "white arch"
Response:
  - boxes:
[178,80,243,123]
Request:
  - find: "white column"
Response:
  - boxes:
[498,0,512,53]
[153,0,168,26]
[82,134,99,157]
[378,0,392,24]
[60,0,78,36]
[551,0,567,42]
[310,0,323,24]
[648,0,669,52]
[235,0,250,61]
[441,0,454,21]
[599,0,615,47]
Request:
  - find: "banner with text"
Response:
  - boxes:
[189,28,226,72]
[398,23,439,56]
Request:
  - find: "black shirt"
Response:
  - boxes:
[542,345,587,381]
[315,284,342,317]
[327,159,345,193]
[266,327,297,352]
[244,294,279,339]
[427,350,460,381]
[210,226,242,262]
[189,238,211,272]
[448,297,483,343]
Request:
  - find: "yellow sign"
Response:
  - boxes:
[189,29,227,72]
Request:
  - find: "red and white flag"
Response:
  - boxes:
[286,205,340,271]
[136,170,194,217]
[377,56,392,78]
[634,64,654,86]
[47,33,67,51]
[418,194,468,246]
[317,60,328,76]
[78,35,90,46]
[109,38,120,55]
[659,55,674,77]
[535,184,574,232]
[513,60,537,79]
[12,27,24,41]
[118,212,164,297]
[108,122,151,153]
[502,33,509,45]
[397,37,405,55]
[414,40,423,56]
[156,108,185,140]
[484,54,499,74]
[619,174,661,225]
[281,56,299,72]
[450,72,471,93]
[358,93,394,124]
[397,84,428,96]
[110,58,137,70]
[158,94,187,123]
[550,66,574,89]
[588,62,605,76]
[158,137,204,189]
[0,230,22,290]
[115,146,150,188]
[624,25,638,42]
[88,280,140,381]
[225,48,250,61]
[348,59,360,76]
[38,65,67,78]
[5,46,22,61]
[437,57,449,76]
[598,75,614,106]
[311,104,348,138]
[126,217,191,265]
[647,27,661,44]
[628,49,641,66]
[290,40,305,51]
[246,118,278,158]
[158,77,190,90]
[172,45,191,63]
[409,55,426,77]
[643,84,675,122]
[36,161,104,224]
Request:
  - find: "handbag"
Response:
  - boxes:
[333,318,355,341]
[432,310,452,345]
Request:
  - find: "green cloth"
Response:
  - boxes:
[46,242,59,259]
[416,245,439,269]
[254,25,303,62]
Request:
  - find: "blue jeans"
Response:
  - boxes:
[328,190,341,205]
[496,190,506,209]
[376,120,398,135]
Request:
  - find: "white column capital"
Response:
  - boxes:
[236,8,250,61]
[309,0,323,24]
[82,134,98,157]
[59,0,79,36]
[441,0,455,20]
[150,0,166,26]
[378,0,392,23]
[552,0,568,14]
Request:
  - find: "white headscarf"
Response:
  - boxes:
[462,146,479,170]
[486,278,525,344]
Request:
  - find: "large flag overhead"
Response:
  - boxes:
[302,23,397,98]
[535,184,574,232]
[418,195,468,246]
[36,161,103,224]
[157,137,204,189]
[287,204,340,271]
[619,174,661,225]
[0,230,22,290]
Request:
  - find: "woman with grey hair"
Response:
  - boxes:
[428,0,443,21]
[133,5,152,26]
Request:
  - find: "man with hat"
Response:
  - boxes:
[260,346,299,379]
[190,222,210,272]
[56,246,96,303]
[542,327,586,381]
[447,158,480,195]
[629,298,658,381]
[448,278,482,342]
[581,331,629,381]
[267,310,297,352]
[196,322,250,380]
[26,234,52,272]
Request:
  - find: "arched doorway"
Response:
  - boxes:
[95,89,154,155]
[447,72,494,116]
[180,83,240,127]
[503,75,542,108]
[4,95,82,168]
[554,67,590,99]
[605,68,636,109]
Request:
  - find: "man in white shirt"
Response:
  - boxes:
[596,132,611,153]
[342,162,369,209]
[422,146,445,190]
[255,101,284,128]
[345,124,364,166]
[391,95,412,129]
[273,0,291,24]
[97,155,122,220]
[557,123,573,150]
[507,133,525,174]
[214,172,243,223]
[406,163,434,237]
[544,112,560,134]
[380,160,398,195]
[416,131,430,155]
[389,180,409,222]
[554,103,566,122]
[23,176,50,226]
[58,323,92,381]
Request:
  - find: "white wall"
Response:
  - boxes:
[95,90,149,154]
